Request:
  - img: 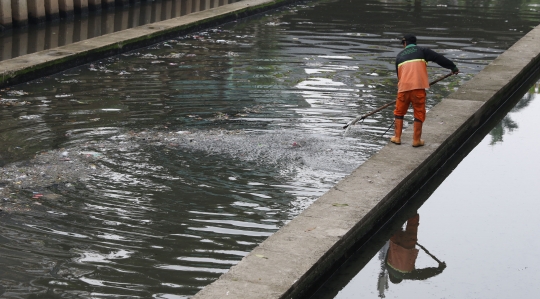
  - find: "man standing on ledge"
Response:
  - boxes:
[392,34,459,147]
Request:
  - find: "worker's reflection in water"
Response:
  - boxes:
[377,213,446,297]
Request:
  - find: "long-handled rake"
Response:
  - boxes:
[343,72,454,130]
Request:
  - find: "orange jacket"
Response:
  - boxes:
[396,45,457,92]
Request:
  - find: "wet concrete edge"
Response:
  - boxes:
[191,25,540,299]
[0,0,298,88]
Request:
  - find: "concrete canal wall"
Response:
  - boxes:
[0,0,239,61]
[0,0,241,29]
[0,0,539,297]
[0,0,238,61]
[0,0,295,88]
[0,0,118,28]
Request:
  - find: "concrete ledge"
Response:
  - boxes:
[192,24,540,299]
[0,0,298,88]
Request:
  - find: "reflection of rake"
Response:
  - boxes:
[343,73,454,129]
[416,242,444,264]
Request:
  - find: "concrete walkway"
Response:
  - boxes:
[192,25,540,299]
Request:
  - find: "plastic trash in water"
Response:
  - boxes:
[59,151,70,161]
[79,151,103,158]
[7,90,28,96]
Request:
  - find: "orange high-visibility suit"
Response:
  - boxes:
[391,35,459,147]
[394,44,458,122]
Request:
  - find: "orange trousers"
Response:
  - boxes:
[393,89,426,123]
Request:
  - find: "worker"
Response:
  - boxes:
[386,213,446,284]
[391,34,459,147]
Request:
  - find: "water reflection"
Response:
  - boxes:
[0,0,242,61]
[311,76,540,299]
[489,82,539,145]
[378,213,446,297]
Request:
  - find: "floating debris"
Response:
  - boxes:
[159,53,185,59]
[266,22,290,26]
[141,54,158,59]
[60,79,79,84]
[215,40,237,44]
[79,151,103,158]
[1,98,29,106]
[32,192,43,199]
[18,115,41,120]
[6,90,28,96]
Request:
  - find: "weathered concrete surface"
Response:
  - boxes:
[74,0,88,14]
[192,25,540,299]
[28,0,46,23]
[44,0,60,20]
[58,0,75,18]
[0,0,13,28]
[0,0,297,88]
[11,0,28,26]
[88,0,101,10]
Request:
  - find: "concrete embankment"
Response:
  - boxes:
[0,0,295,88]
[2,0,121,28]
[192,25,540,299]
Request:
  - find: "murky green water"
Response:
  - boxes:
[0,0,539,298]
[311,80,540,299]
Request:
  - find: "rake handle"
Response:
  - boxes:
[343,72,454,129]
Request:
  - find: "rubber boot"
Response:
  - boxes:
[390,118,403,145]
[412,120,424,147]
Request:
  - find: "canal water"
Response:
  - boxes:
[0,0,539,298]
[310,79,540,299]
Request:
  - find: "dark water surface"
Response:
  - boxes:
[0,0,539,298]
[311,80,540,299]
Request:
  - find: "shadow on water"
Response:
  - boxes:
[306,67,540,299]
